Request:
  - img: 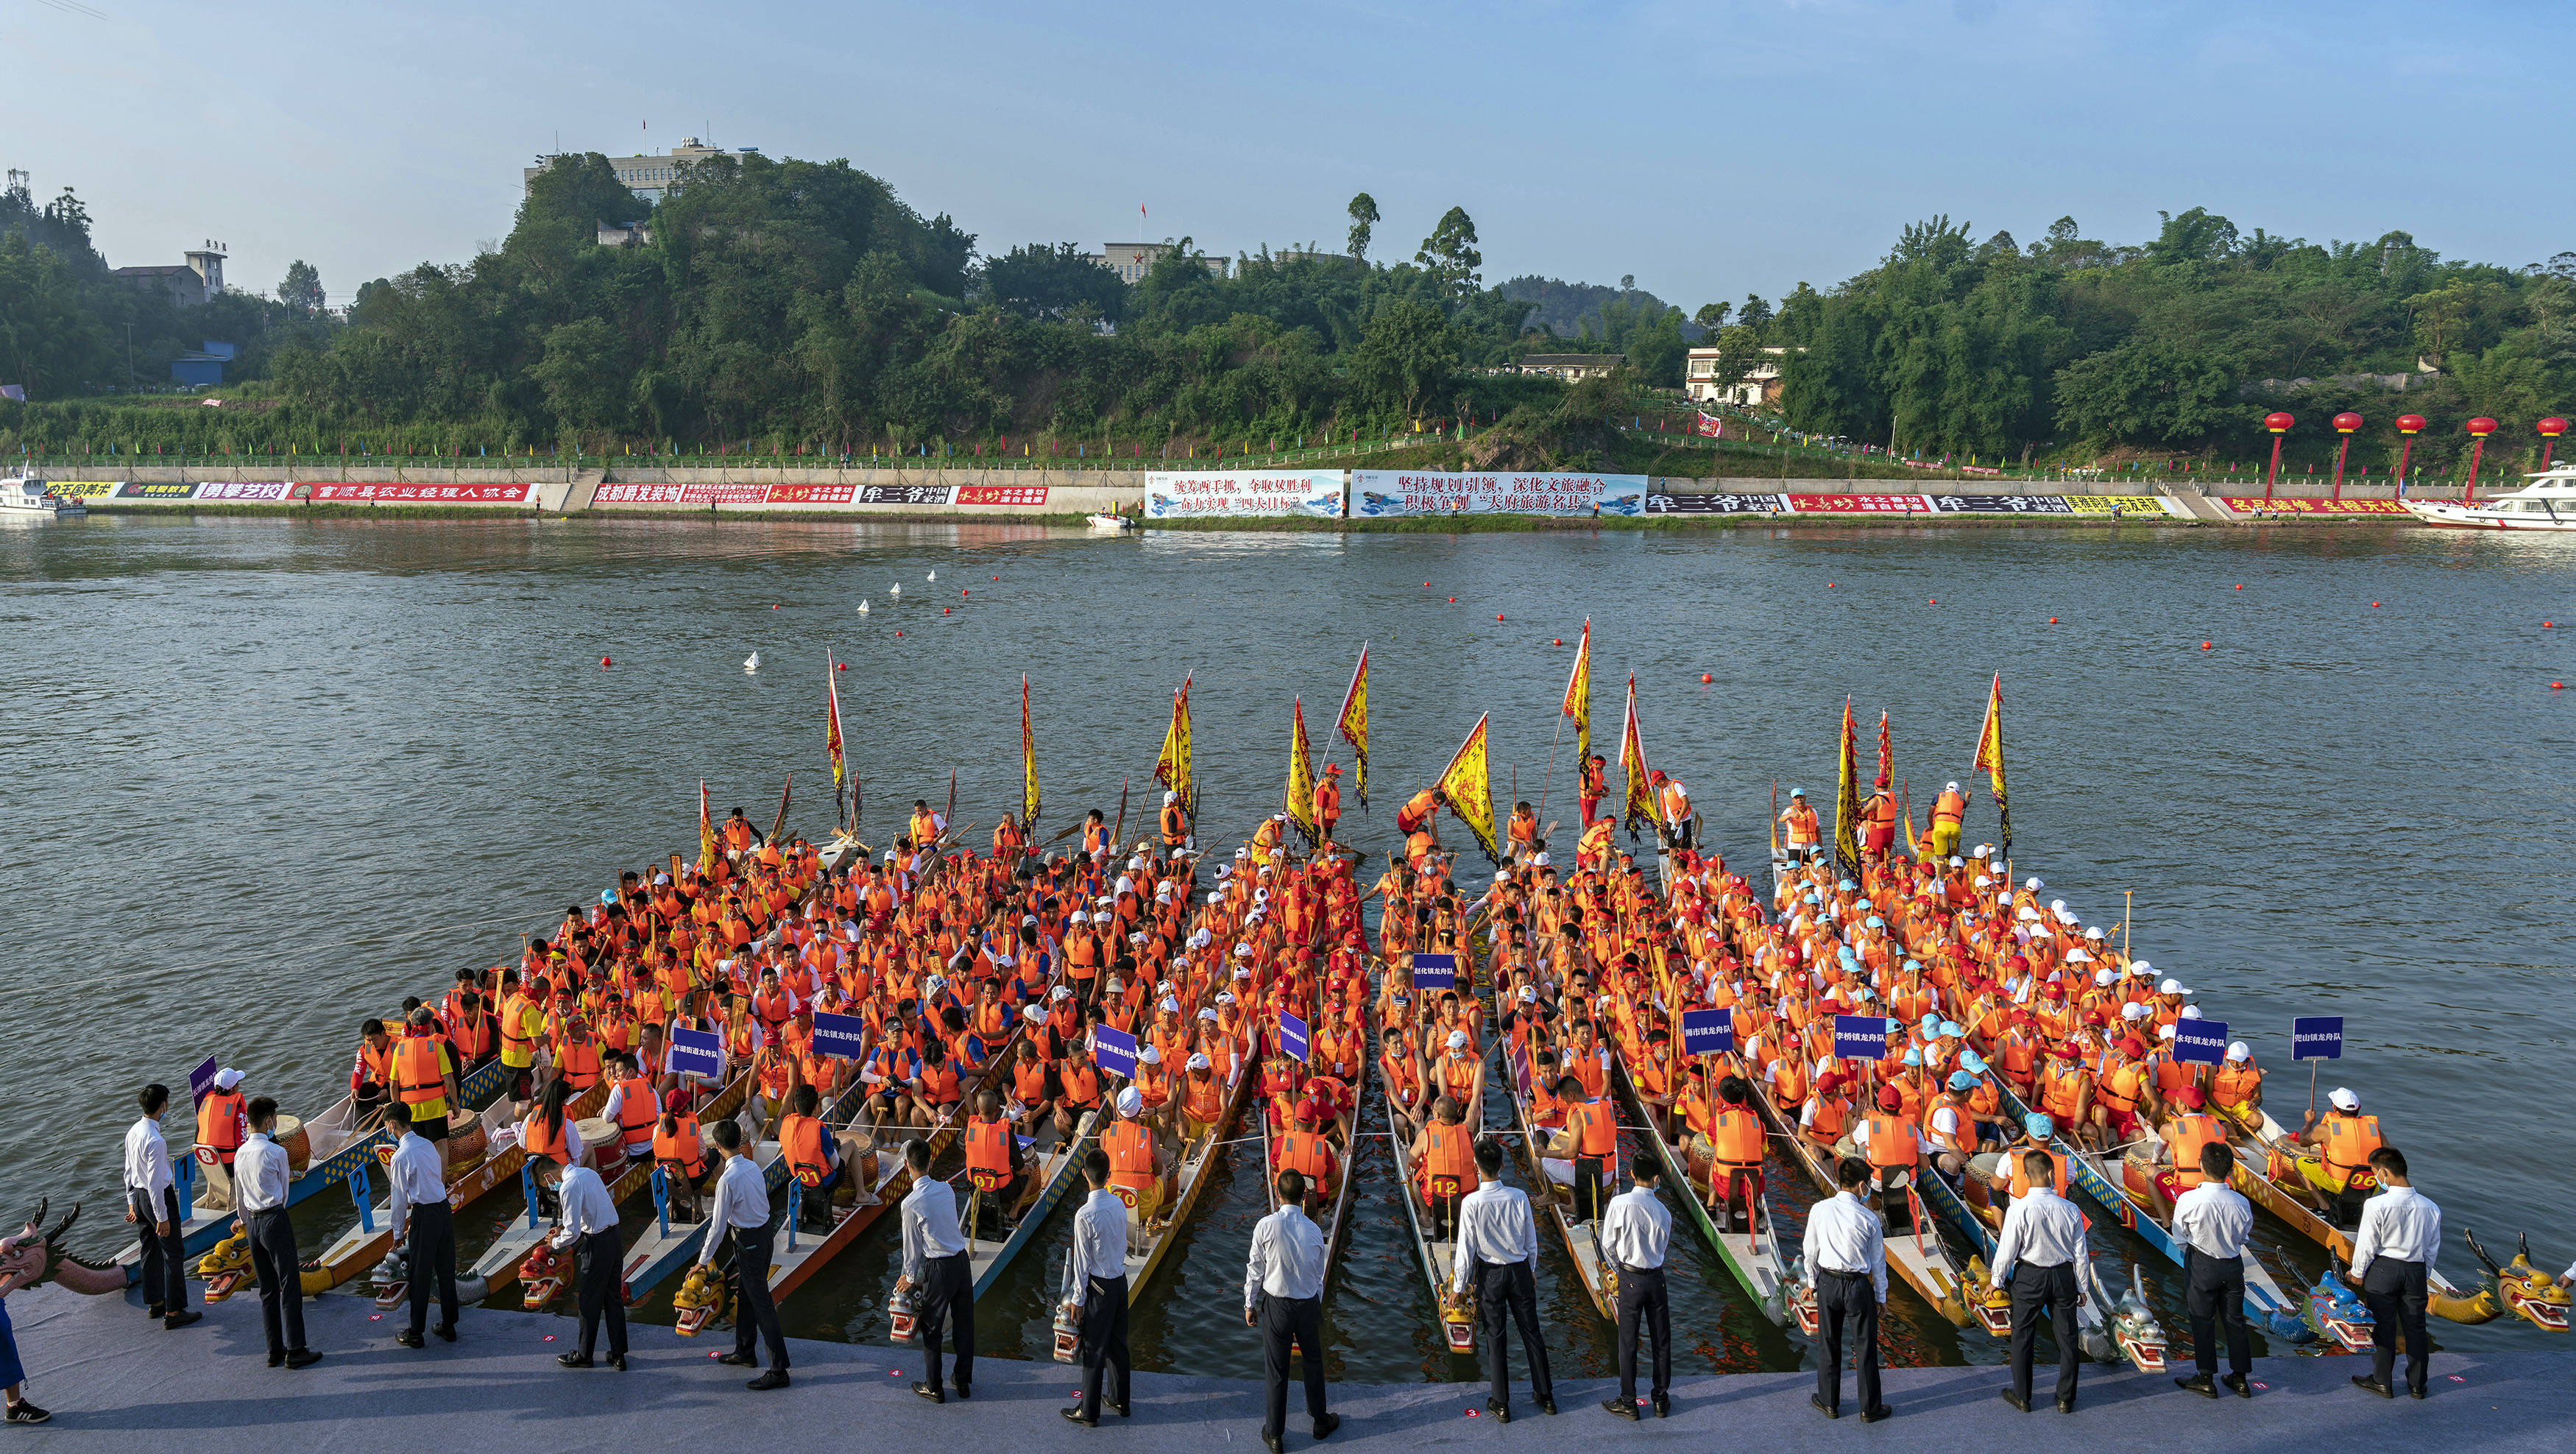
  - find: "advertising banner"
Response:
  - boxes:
[760,482,856,505]
[116,481,199,498]
[49,481,124,498]
[809,1012,868,1061]
[668,1027,723,1080]
[1788,493,1935,514]
[955,484,1050,507]
[194,481,297,501]
[1145,470,1344,520]
[2221,497,2408,515]
[1922,493,2076,514]
[2060,495,2165,514]
[1349,470,1646,518]
[307,481,533,504]
[1645,490,1791,515]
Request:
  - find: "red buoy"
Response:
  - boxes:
[1553,638,1563,646]
[2201,641,2212,650]
[2234,584,2243,590]
[895,630,903,637]
[991,575,998,581]
[836,662,847,671]
[1700,672,1713,683]
[600,655,612,668]
[962,588,969,596]
[2048,617,2058,624]
[943,607,951,614]
[772,604,779,610]
[1928,598,1937,605]
[1496,613,1505,621]
[2371,601,2380,607]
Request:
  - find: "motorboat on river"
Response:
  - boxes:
[2,476,85,518]
[2404,467,2576,530]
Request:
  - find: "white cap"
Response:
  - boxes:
[2159,978,2187,995]
[1216,991,1236,1006]
[2156,1023,2176,1040]
[1974,875,1992,888]
[1232,965,1252,979]
[2120,1002,2149,1020]
[2328,1087,2359,1111]
[924,975,946,992]
[1235,942,1252,956]
[2226,1042,2251,1063]
[1052,984,1072,1001]
[1447,1030,1468,1049]
[1022,1005,1044,1024]
[2130,959,2152,975]
[1948,855,1964,867]
[1158,995,1180,1013]
[1138,1045,1161,1065]
[1197,1007,1218,1022]
[213,1067,244,1090]
[2084,926,2103,939]
[1945,780,1960,792]
[2179,1005,2202,1020]
[1070,910,1089,924]
[1186,1053,1210,1071]
[1116,1087,1144,1116]
[2092,967,2115,986]
[2025,876,2044,889]
[1518,985,1538,1003]
[1163,791,1178,804]
[1532,853,1550,867]
[2067,949,2093,966]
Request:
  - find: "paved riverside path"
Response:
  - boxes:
[8,1282,2563,1449]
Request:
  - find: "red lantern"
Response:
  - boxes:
[2261,413,2294,502]
[2329,413,2363,501]
[2538,416,2569,474]
[2463,417,2499,504]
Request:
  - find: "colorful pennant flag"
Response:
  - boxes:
[1833,698,1861,883]
[1021,674,1041,831]
[1618,673,1653,836]
[1561,618,1592,766]
[1156,674,1195,818]
[1336,645,1370,806]
[1973,671,2009,860]
[1285,696,1318,847]
[1435,713,1499,863]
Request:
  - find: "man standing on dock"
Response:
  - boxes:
[548,1154,626,1370]
[1060,1149,1130,1427]
[2347,1147,2438,1400]
[1245,1168,1336,1452]
[1991,1149,2089,1414]
[2170,1140,2253,1398]
[1454,1139,1553,1422]
[1802,1157,1889,1422]
[704,1119,789,1390]
[235,1098,318,1368]
[386,1119,459,1349]
[121,1084,197,1330]
[1599,1156,1672,1419]
[898,1137,974,1405]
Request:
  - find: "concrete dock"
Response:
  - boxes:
[7,1282,2563,1450]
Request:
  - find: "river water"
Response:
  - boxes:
[4,514,2569,1382]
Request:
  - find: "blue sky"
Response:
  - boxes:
[13,1,2567,314]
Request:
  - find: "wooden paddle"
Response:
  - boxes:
[1111,777,1131,849]
[768,777,792,847]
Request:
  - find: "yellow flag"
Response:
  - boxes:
[1972,671,2009,859]
[1156,674,1195,816]
[1832,697,1861,881]
[1561,618,1592,765]
[1021,674,1040,830]
[1435,713,1499,862]
[825,653,848,794]
[697,779,716,872]
[1335,645,1369,806]
[1618,673,1653,835]
[1285,696,1318,846]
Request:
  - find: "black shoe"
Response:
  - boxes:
[1314,1412,1340,1440]
[1104,1402,1130,1418]
[716,1351,758,1367]
[4,1402,49,1425]
[2000,1390,2031,1414]
[163,1310,202,1330]
[912,1381,945,1404]
[1812,1393,1840,1419]
[2352,1376,2393,1400]
[556,1352,594,1369]
[1538,1398,1557,1416]
[1602,1398,1640,1421]
[748,1369,790,1391]
[1262,1436,1284,1454]
[2223,1373,2251,1399]
[1862,1405,1892,1424]
[606,1354,627,1372]
[2409,1385,2427,1401]
[2057,1398,2076,1414]
[432,1324,457,1344]
[1652,1395,1670,1419]
[2175,1374,2218,1400]
[284,1349,322,1369]
[1487,1398,1510,1425]
[146,1304,165,1319]
[395,1330,425,1349]
[267,1353,285,1369]
[1061,1408,1098,1428]
[951,1382,972,1400]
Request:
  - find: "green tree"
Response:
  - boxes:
[1349,299,1457,419]
[277,260,325,312]
[1738,294,1774,333]
[1346,193,1378,266]
[1416,207,1482,302]
[980,243,1125,322]
[1693,301,1731,333]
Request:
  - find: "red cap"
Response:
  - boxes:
[1876,1085,1903,1112]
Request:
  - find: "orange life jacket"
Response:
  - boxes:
[2320,1114,2384,1184]
[1103,1120,1155,1191]
[1863,1111,1918,1168]
[1182,1072,1224,1125]
[653,1112,704,1179]
[1423,1120,1474,1196]
[614,1083,658,1150]
[2169,1114,2228,1190]
[2039,1065,2086,1121]
[1058,1060,1099,1109]
[1277,1129,1331,1181]
[394,1036,447,1107]
[556,1040,602,1092]
[523,1112,572,1167]
[2008,1147,2070,1199]
[1570,1097,1615,1157]
[963,1116,1011,1190]
[916,1058,960,1106]
[197,1087,247,1156]
[1708,1106,1765,1172]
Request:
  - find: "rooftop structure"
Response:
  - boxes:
[111,241,226,308]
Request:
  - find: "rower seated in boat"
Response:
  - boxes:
[961,1090,1025,1234]
[1101,1088,1164,1231]
[1409,1096,1476,1241]
[1273,1104,1340,1213]
[2142,1087,2232,1211]
[2293,1087,2387,1229]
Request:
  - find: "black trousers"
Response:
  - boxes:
[1078,1274,1130,1414]
[1573,1155,1606,1224]
[2361,1259,2430,1394]
[2184,1248,2250,1377]
[1259,1292,1328,1438]
[406,1201,459,1335]
[575,1229,626,1358]
[247,1208,308,1356]
[1475,1260,1552,1407]
[915,1249,974,1388]
[127,1186,185,1312]
[1615,1264,1671,1403]
[728,1222,788,1369]
[2006,1262,2080,1406]
[1815,1268,1880,1412]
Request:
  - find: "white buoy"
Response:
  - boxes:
[857,600,870,615]
[927,570,937,582]
[744,652,760,672]
[890,584,901,597]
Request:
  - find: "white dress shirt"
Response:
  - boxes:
[1244,1202,1326,1309]
[698,1153,771,1266]
[1601,1184,1672,1271]
[1802,1190,1888,1304]
[1990,1185,2091,1296]
[1451,1179,1539,1294]
[549,1165,621,1249]
[2170,1182,2253,1260]
[1065,1187,1128,1292]
[124,1115,174,1196]
[386,1130,450,1232]
[234,1131,291,1214]
[599,1085,650,1154]
[900,1174,968,1284]
[2349,1184,2441,1279]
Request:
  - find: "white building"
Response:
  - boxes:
[522,137,754,206]
[1086,242,1227,283]
[1512,353,1625,381]
[1686,345,1789,406]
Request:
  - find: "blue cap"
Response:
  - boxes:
[1805,892,1822,905]
[598,889,618,906]
[1902,1048,1922,1066]
[2024,1112,2054,1139]
[1903,959,1922,973]
[1885,1017,1902,1033]
[1960,1051,1988,1074]
[1919,1013,1942,1034]
[1866,915,1884,929]
[1939,1020,1964,1039]
[1839,880,1857,892]
[1948,1070,1977,1091]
